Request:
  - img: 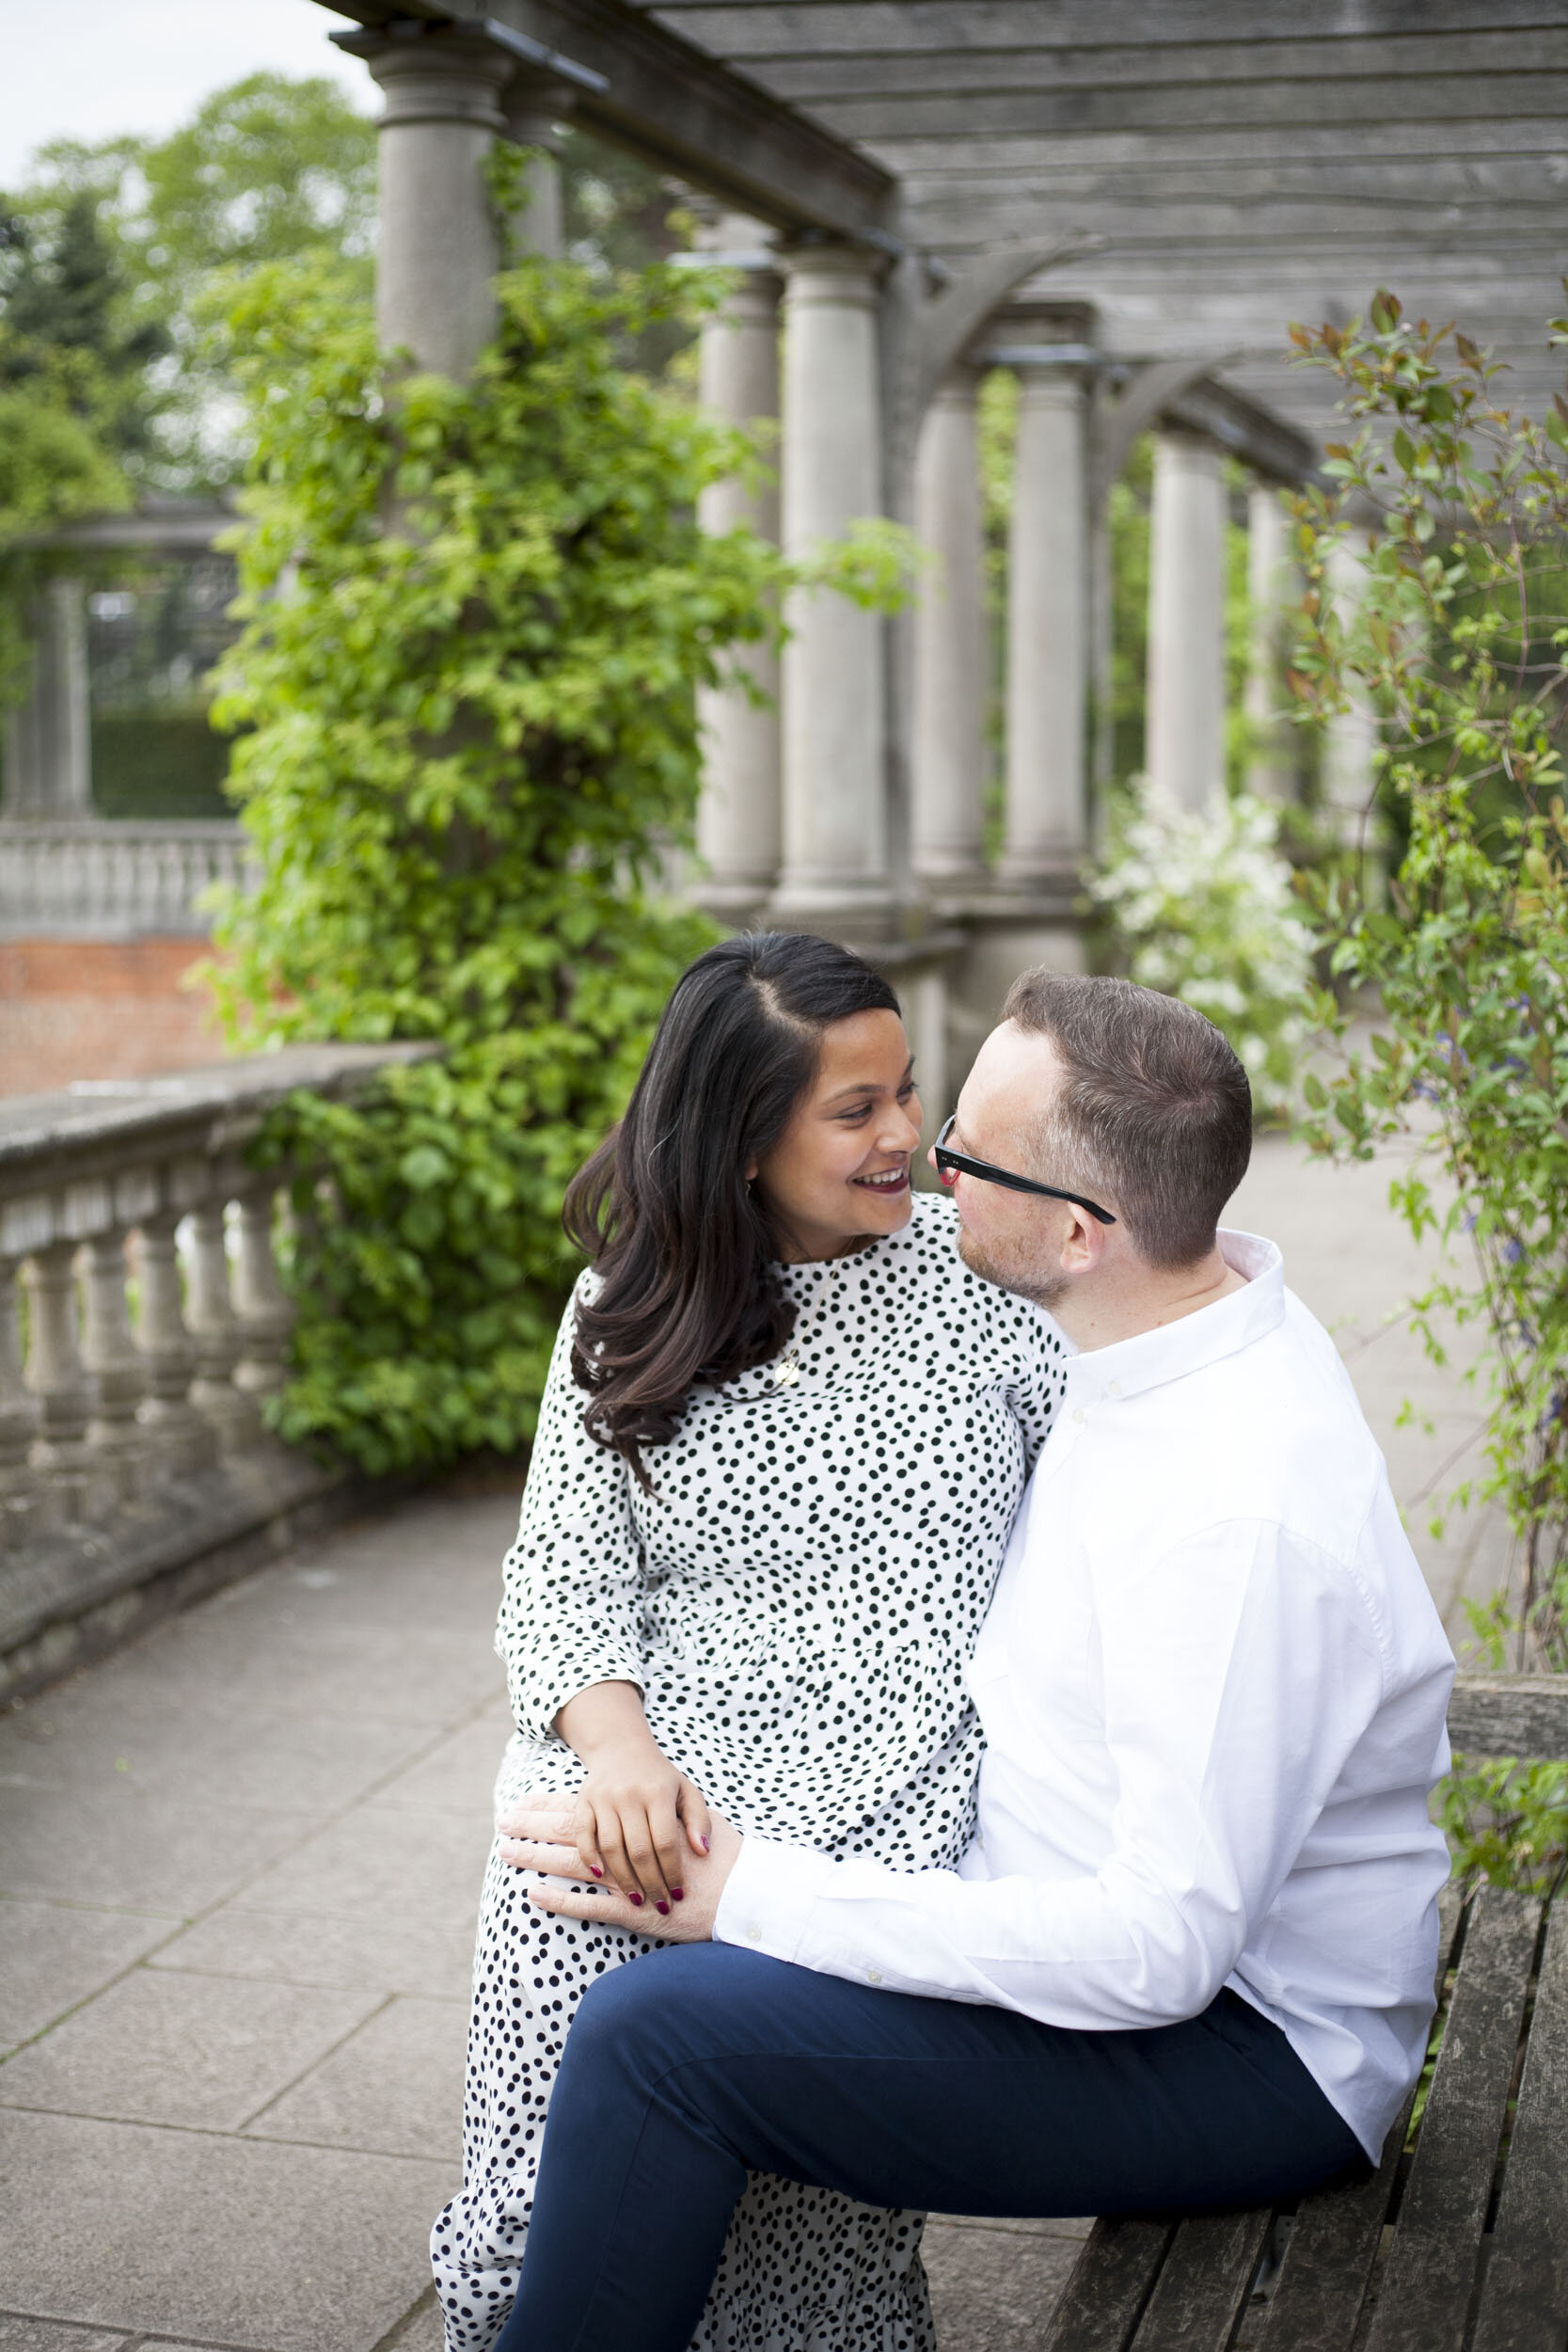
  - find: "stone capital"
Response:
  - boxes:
[338,26,513,135]
[780,241,884,309]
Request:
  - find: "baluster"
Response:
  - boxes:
[133,1212,216,1475]
[24,1242,106,1522]
[80,1229,149,1500]
[232,1184,294,1398]
[0,1256,44,1545]
[186,1201,262,1449]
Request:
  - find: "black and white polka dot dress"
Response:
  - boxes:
[431,1193,1064,2352]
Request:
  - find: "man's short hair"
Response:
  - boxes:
[1002,971,1252,1270]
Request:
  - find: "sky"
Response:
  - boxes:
[1,0,373,188]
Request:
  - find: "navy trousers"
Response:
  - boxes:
[493,1942,1366,2352]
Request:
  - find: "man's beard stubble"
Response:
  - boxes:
[956,1222,1069,1311]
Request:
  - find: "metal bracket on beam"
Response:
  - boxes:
[330,12,610,97]
[478,15,608,95]
[981,343,1101,370]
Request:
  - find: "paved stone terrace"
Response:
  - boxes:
[0,1134,1509,2352]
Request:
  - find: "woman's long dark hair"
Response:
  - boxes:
[562,931,900,1479]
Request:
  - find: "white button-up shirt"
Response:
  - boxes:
[715,1232,1456,2160]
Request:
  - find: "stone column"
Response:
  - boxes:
[692,216,784,919]
[186,1204,263,1451]
[232,1188,295,1400]
[133,1215,215,1477]
[0,1257,41,1540]
[1146,430,1228,812]
[80,1231,148,1501]
[1322,531,1384,853]
[24,1245,99,1520]
[1002,367,1090,879]
[1243,485,1298,802]
[771,243,891,931]
[501,72,574,262]
[911,367,987,888]
[3,577,91,818]
[352,29,515,379]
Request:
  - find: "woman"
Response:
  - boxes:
[432,931,1065,2352]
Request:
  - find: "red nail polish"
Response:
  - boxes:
[701,1836,711,1853]
[671,1887,685,1901]
[656,1899,671,1915]
[628,1891,643,1907]
[589,1865,603,1879]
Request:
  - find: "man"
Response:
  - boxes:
[495,972,1455,2352]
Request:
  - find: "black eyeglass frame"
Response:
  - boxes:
[933,1115,1117,1226]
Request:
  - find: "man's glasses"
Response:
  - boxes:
[932,1115,1117,1226]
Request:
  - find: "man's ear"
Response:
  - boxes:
[1059,1201,1105,1276]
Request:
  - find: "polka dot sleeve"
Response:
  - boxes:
[495,1277,645,1744]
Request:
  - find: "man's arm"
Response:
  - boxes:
[709,1521,1389,2029]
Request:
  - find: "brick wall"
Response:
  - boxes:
[0,939,230,1098]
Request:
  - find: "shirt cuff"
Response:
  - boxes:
[713,1834,844,1965]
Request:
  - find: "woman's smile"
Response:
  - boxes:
[852,1164,910,1194]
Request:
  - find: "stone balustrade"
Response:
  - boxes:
[0,818,252,940]
[0,1041,436,1701]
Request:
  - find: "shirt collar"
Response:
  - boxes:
[1061,1230,1285,1406]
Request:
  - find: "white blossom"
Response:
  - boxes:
[1088,782,1314,1114]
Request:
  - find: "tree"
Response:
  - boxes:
[1287,293,1568,1887]
[9,75,377,490]
[0,187,168,459]
[0,193,135,708]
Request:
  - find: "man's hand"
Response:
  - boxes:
[499,1797,744,1942]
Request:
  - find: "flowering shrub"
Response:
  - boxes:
[1285,293,1568,1889]
[1088,782,1315,1115]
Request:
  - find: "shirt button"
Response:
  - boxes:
[1071,1406,1085,1424]
[1107,1379,1121,1397]
[867,1969,883,1984]
[745,1923,762,1941]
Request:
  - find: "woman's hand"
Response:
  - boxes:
[501,1798,743,1941]
[539,1680,712,1915]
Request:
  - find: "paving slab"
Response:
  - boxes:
[0,1781,322,1914]
[378,2291,445,2352]
[113,1600,503,1732]
[362,1706,515,1818]
[0,1679,434,1814]
[0,1965,381,2133]
[246,1993,469,2163]
[0,2108,457,2352]
[222,1803,495,1931]
[0,1898,179,2053]
[146,1906,477,2001]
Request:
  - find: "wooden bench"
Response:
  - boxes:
[1043,1671,1568,2352]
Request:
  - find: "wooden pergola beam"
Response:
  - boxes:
[313,0,901,245]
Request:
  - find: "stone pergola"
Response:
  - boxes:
[307,0,1566,1089]
[8,5,1558,1087]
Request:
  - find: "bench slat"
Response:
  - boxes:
[1469,1896,1568,2352]
[1128,2208,1274,2352]
[1039,2217,1177,2352]
[1448,1675,1568,1762]
[1361,1887,1541,2352]
[1253,1881,1465,2352]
